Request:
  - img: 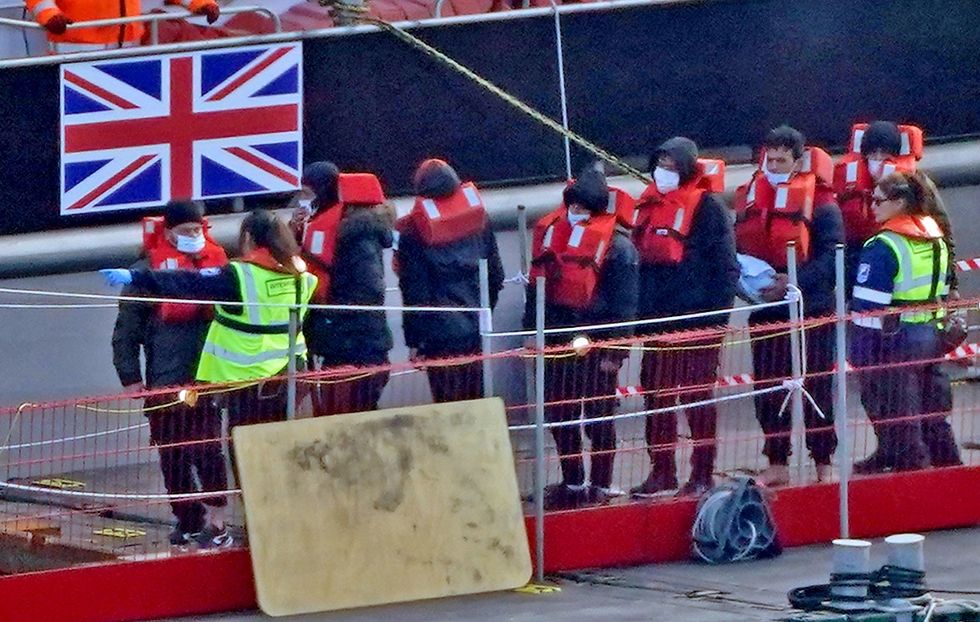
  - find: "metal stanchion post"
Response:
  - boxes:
[519,205,535,413]
[479,258,494,398]
[786,243,805,443]
[834,244,850,537]
[548,0,572,180]
[534,276,547,583]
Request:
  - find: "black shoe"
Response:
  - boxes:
[585,485,612,506]
[169,528,200,548]
[629,471,679,497]
[196,524,234,549]
[853,451,892,475]
[542,484,588,511]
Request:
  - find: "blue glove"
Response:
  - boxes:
[100,269,133,287]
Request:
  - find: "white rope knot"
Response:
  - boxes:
[505,272,530,285]
[781,378,805,392]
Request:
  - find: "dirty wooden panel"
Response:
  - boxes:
[233,397,531,617]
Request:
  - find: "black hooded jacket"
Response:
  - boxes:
[638,193,739,333]
[397,224,504,357]
[304,204,395,364]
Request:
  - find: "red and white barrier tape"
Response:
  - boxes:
[956,258,980,272]
[946,342,980,360]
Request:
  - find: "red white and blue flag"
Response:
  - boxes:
[60,43,303,216]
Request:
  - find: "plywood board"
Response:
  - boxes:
[233,397,531,616]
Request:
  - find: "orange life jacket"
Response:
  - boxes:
[733,147,833,270]
[630,159,724,265]
[529,208,617,310]
[141,216,228,324]
[406,182,487,246]
[834,123,924,244]
[878,214,944,241]
[301,173,386,302]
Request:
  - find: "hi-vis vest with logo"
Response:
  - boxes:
[834,123,924,244]
[196,261,317,383]
[853,215,948,330]
[733,147,833,270]
[529,208,617,310]
[630,160,724,265]
[409,182,487,246]
[142,217,228,324]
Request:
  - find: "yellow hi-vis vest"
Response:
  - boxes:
[866,220,949,325]
[196,261,317,383]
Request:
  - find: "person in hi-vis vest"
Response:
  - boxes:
[850,171,962,473]
[102,209,317,495]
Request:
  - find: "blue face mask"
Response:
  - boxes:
[567,212,590,225]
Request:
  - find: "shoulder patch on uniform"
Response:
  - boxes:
[856,263,870,284]
[199,267,221,277]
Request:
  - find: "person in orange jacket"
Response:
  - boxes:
[25,0,219,49]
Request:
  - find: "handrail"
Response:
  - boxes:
[0,5,281,49]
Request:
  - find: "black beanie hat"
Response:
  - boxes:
[653,137,699,183]
[414,158,462,198]
[861,121,902,157]
[563,166,609,214]
[301,161,340,204]
[163,200,204,228]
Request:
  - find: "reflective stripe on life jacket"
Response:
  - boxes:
[835,124,924,244]
[141,217,228,324]
[408,182,487,246]
[529,207,617,310]
[605,186,637,229]
[733,147,831,269]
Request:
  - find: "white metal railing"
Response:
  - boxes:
[0,5,280,53]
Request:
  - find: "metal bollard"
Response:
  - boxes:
[885,533,925,572]
[829,538,874,609]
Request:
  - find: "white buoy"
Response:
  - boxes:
[885,533,925,571]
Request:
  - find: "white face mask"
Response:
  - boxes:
[867,158,885,180]
[764,170,791,186]
[567,211,590,225]
[298,198,313,211]
[653,167,680,193]
[176,233,206,254]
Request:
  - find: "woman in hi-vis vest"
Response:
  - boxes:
[849,171,962,474]
[102,209,318,480]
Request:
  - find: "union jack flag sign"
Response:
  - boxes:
[60,43,303,216]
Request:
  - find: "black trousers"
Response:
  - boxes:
[750,322,837,465]
[859,325,960,469]
[310,355,390,417]
[543,353,619,488]
[146,395,228,534]
[426,358,484,404]
[221,376,289,483]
